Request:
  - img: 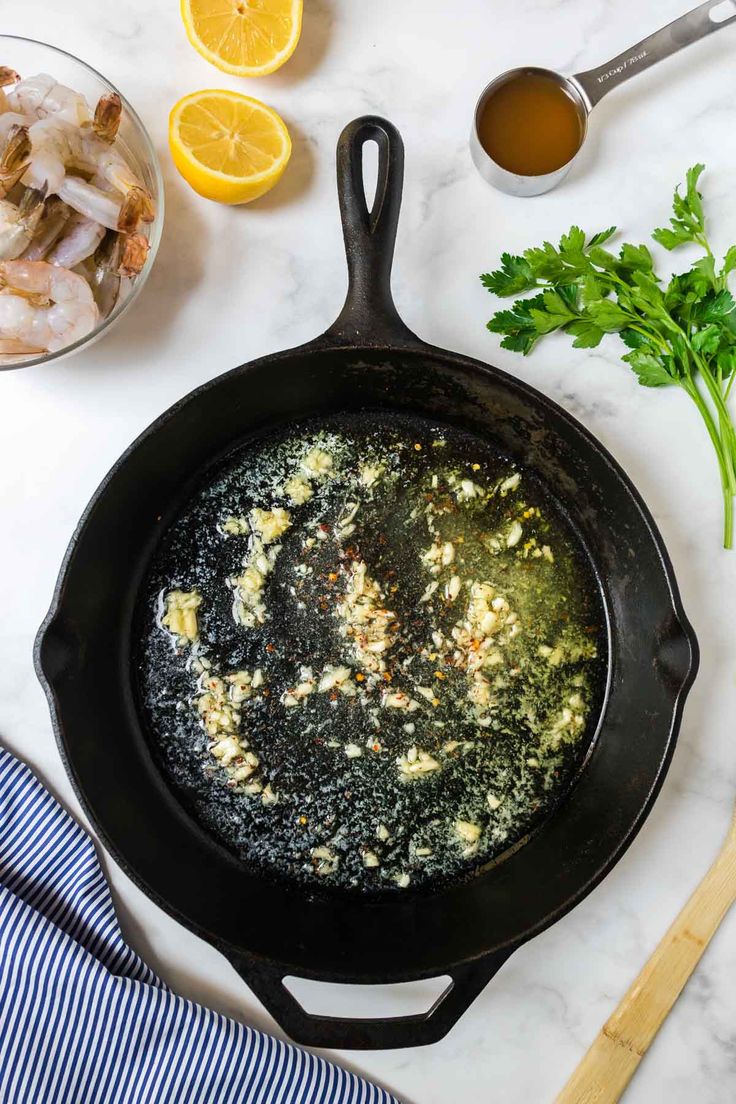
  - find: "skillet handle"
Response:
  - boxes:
[324,115,420,348]
[224,948,513,1050]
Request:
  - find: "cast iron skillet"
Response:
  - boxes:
[35,117,698,1050]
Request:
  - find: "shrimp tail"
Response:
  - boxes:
[0,125,31,197]
[103,230,149,277]
[117,185,154,233]
[118,232,149,276]
[0,337,43,355]
[18,183,47,221]
[21,195,71,261]
[92,92,122,143]
[0,68,20,88]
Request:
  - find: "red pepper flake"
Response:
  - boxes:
[328,572,338,582]
[265,643,275,653]
[372,743,381,753]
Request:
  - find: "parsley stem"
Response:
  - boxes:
[692,351,736,463]
[682,377,735,548]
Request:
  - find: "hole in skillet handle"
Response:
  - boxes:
[324,116,420,350]
[224,948,514,1049]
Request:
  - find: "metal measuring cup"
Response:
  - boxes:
[470,0,736,197]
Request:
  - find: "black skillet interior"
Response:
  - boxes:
[35,118,698,1049]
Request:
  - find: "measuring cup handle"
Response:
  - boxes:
[572,0,736,109]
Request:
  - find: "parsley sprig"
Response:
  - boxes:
[481,166,736,548]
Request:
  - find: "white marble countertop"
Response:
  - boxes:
[1,0,735,1100]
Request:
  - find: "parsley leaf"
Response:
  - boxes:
[653,163,706,249]
[622,350,675,388]
[587,227,617,248]
[480,253,536,296]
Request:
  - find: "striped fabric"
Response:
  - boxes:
[0,747,399,1104]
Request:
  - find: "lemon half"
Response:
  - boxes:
[169,90,291,204]
[181,0,303,77]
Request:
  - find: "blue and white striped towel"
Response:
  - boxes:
[0,746,399,1104]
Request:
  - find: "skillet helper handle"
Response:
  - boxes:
[325,115,419,348]
[555,810,736,1103]
[226,949,513,1050]
[573,0,736,109]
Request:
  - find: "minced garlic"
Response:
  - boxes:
[283,474,313,504]
[506,521,523,548]
[397,746,440,778]
[454,820,481,845]
[360,463,384,488]
[311,846,338,876]
[450,582,520,674]
[302,447,334,478]
[317,664,355,695]
[162,590,202,642]
[231,539,281,627]
[282,666,316,707]
[336,560,397,673]
[250,506,291,545]
[221,516,250,536]
[499,472,521,495]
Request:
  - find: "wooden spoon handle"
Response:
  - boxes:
[556,828,736,1104]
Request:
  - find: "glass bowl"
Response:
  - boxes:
[0,36,164,370]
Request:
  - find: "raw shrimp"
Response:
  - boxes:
[0,187,45,260]
[85,136,150,201]
[58,175,152,232]
[7,73,91,127]
[21,196,71,261]
[47,211,105,268]
[0,259,98,352]
[92,93,122,143]
[23,116,154,222]
[22,117,80,193]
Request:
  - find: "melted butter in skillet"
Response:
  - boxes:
[136,414,605,893]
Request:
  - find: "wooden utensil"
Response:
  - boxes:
[556,806,736,1103]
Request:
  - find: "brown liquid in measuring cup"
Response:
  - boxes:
[478,71,583,177]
